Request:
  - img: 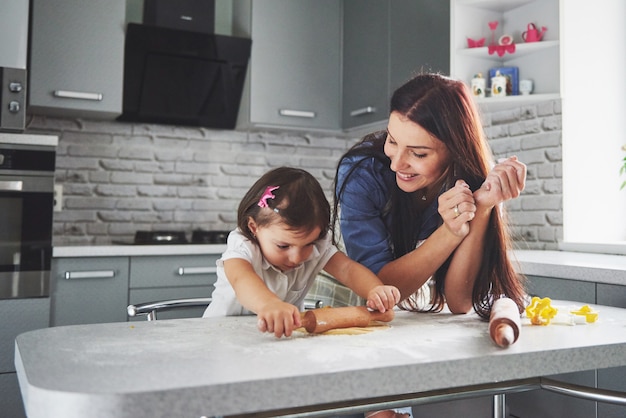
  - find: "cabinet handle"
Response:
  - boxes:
[279,109,316,118]
[0,180,22,191]
[64,270,115,280]
[350,106,377,117]
[177,266,217,276]
[53,90,103,101]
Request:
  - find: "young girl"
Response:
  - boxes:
[203,166,400,338]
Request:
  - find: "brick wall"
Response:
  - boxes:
[484,100,563,250]
[25,99,561,249]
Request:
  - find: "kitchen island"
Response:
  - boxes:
[15,302,626,418]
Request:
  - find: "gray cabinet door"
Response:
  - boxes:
[129,255,219,288]
[0,298,50,418]
[507,275,598,418]
[596,284,626,418]
[128,255,219,321]
[525,275,596,304]
[248,0,341,130]
[51,257,130,326]
[29,0,125,118]
[342,0,389,129]
[0,373,26,418]
[389,0,450,91]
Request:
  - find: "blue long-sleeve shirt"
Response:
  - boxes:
[336,155,441,275]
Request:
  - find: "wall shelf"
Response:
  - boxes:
[451,0,560,103]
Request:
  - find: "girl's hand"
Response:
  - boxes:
[366,285,401,312]
[474,156,526,209]
[438,179,476,237]
[256,300,302,338]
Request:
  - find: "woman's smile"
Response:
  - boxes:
[396,171,418,181]
[385,112,451,193]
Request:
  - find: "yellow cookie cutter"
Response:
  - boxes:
[525,296,558,325]
[570,305,599,323]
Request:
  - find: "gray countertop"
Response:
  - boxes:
[53,246,626,285]
[514,250,626,285]
[15,303,626,418]
[53,244,227,258]
[0,133,58,147]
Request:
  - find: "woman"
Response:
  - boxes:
[333,73,527,319]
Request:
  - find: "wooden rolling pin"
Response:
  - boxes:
[489,298,521,348]
[301,306,394,334]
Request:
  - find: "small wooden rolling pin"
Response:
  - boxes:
[301,306,395,334]
[489,298,521,348]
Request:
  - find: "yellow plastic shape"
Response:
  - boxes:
[525,296,558,325]
[570,305,599,323]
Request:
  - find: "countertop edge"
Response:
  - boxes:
[53,244,227,258]
[52,246,626,285]
[512,250,626,285]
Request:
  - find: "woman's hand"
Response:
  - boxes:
[474,156,526,209]
[366,285,401,312]
[256,300,302,338]
[438,179,476,237]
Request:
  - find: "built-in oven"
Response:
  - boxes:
[0,135,57,299]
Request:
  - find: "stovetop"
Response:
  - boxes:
[113,230,229,245]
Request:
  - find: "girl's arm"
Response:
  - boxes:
[223,258,301,337]
[324,252,400,312]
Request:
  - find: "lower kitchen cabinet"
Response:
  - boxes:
[411,395,493,418]
[0,298,50,418]
[596,284,626,418]
[50,257,129,326]
[508,276,626,418]
[506,370,598,418]
[525,275,596,304]
[0,372,26,418]
[507,275,597,418]
[128,255,219,321]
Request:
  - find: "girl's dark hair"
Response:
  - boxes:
[239,167,330,242]
[333,73,526,319]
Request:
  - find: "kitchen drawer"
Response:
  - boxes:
[51,257,129,326]
[525,275,595,304]
[128,286,213,321]
[129,255,219,288]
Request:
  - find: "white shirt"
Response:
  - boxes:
[203,229,338,317]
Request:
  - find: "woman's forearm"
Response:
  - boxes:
[443,205,492,313]
[377,225,464,299]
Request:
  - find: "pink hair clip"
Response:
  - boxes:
[258,186,279,208]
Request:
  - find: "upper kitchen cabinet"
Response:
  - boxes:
[389,0,450,89]
[342,0,450,131]
[28,0,126,119]
[341,0,389,129]
[234,0,342,131]
[450,0,560,107]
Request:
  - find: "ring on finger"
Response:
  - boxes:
[453,205,460,217]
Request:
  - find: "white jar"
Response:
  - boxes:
[491,71,507,97]
[520,79,533,95]
[471,74,486,98]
